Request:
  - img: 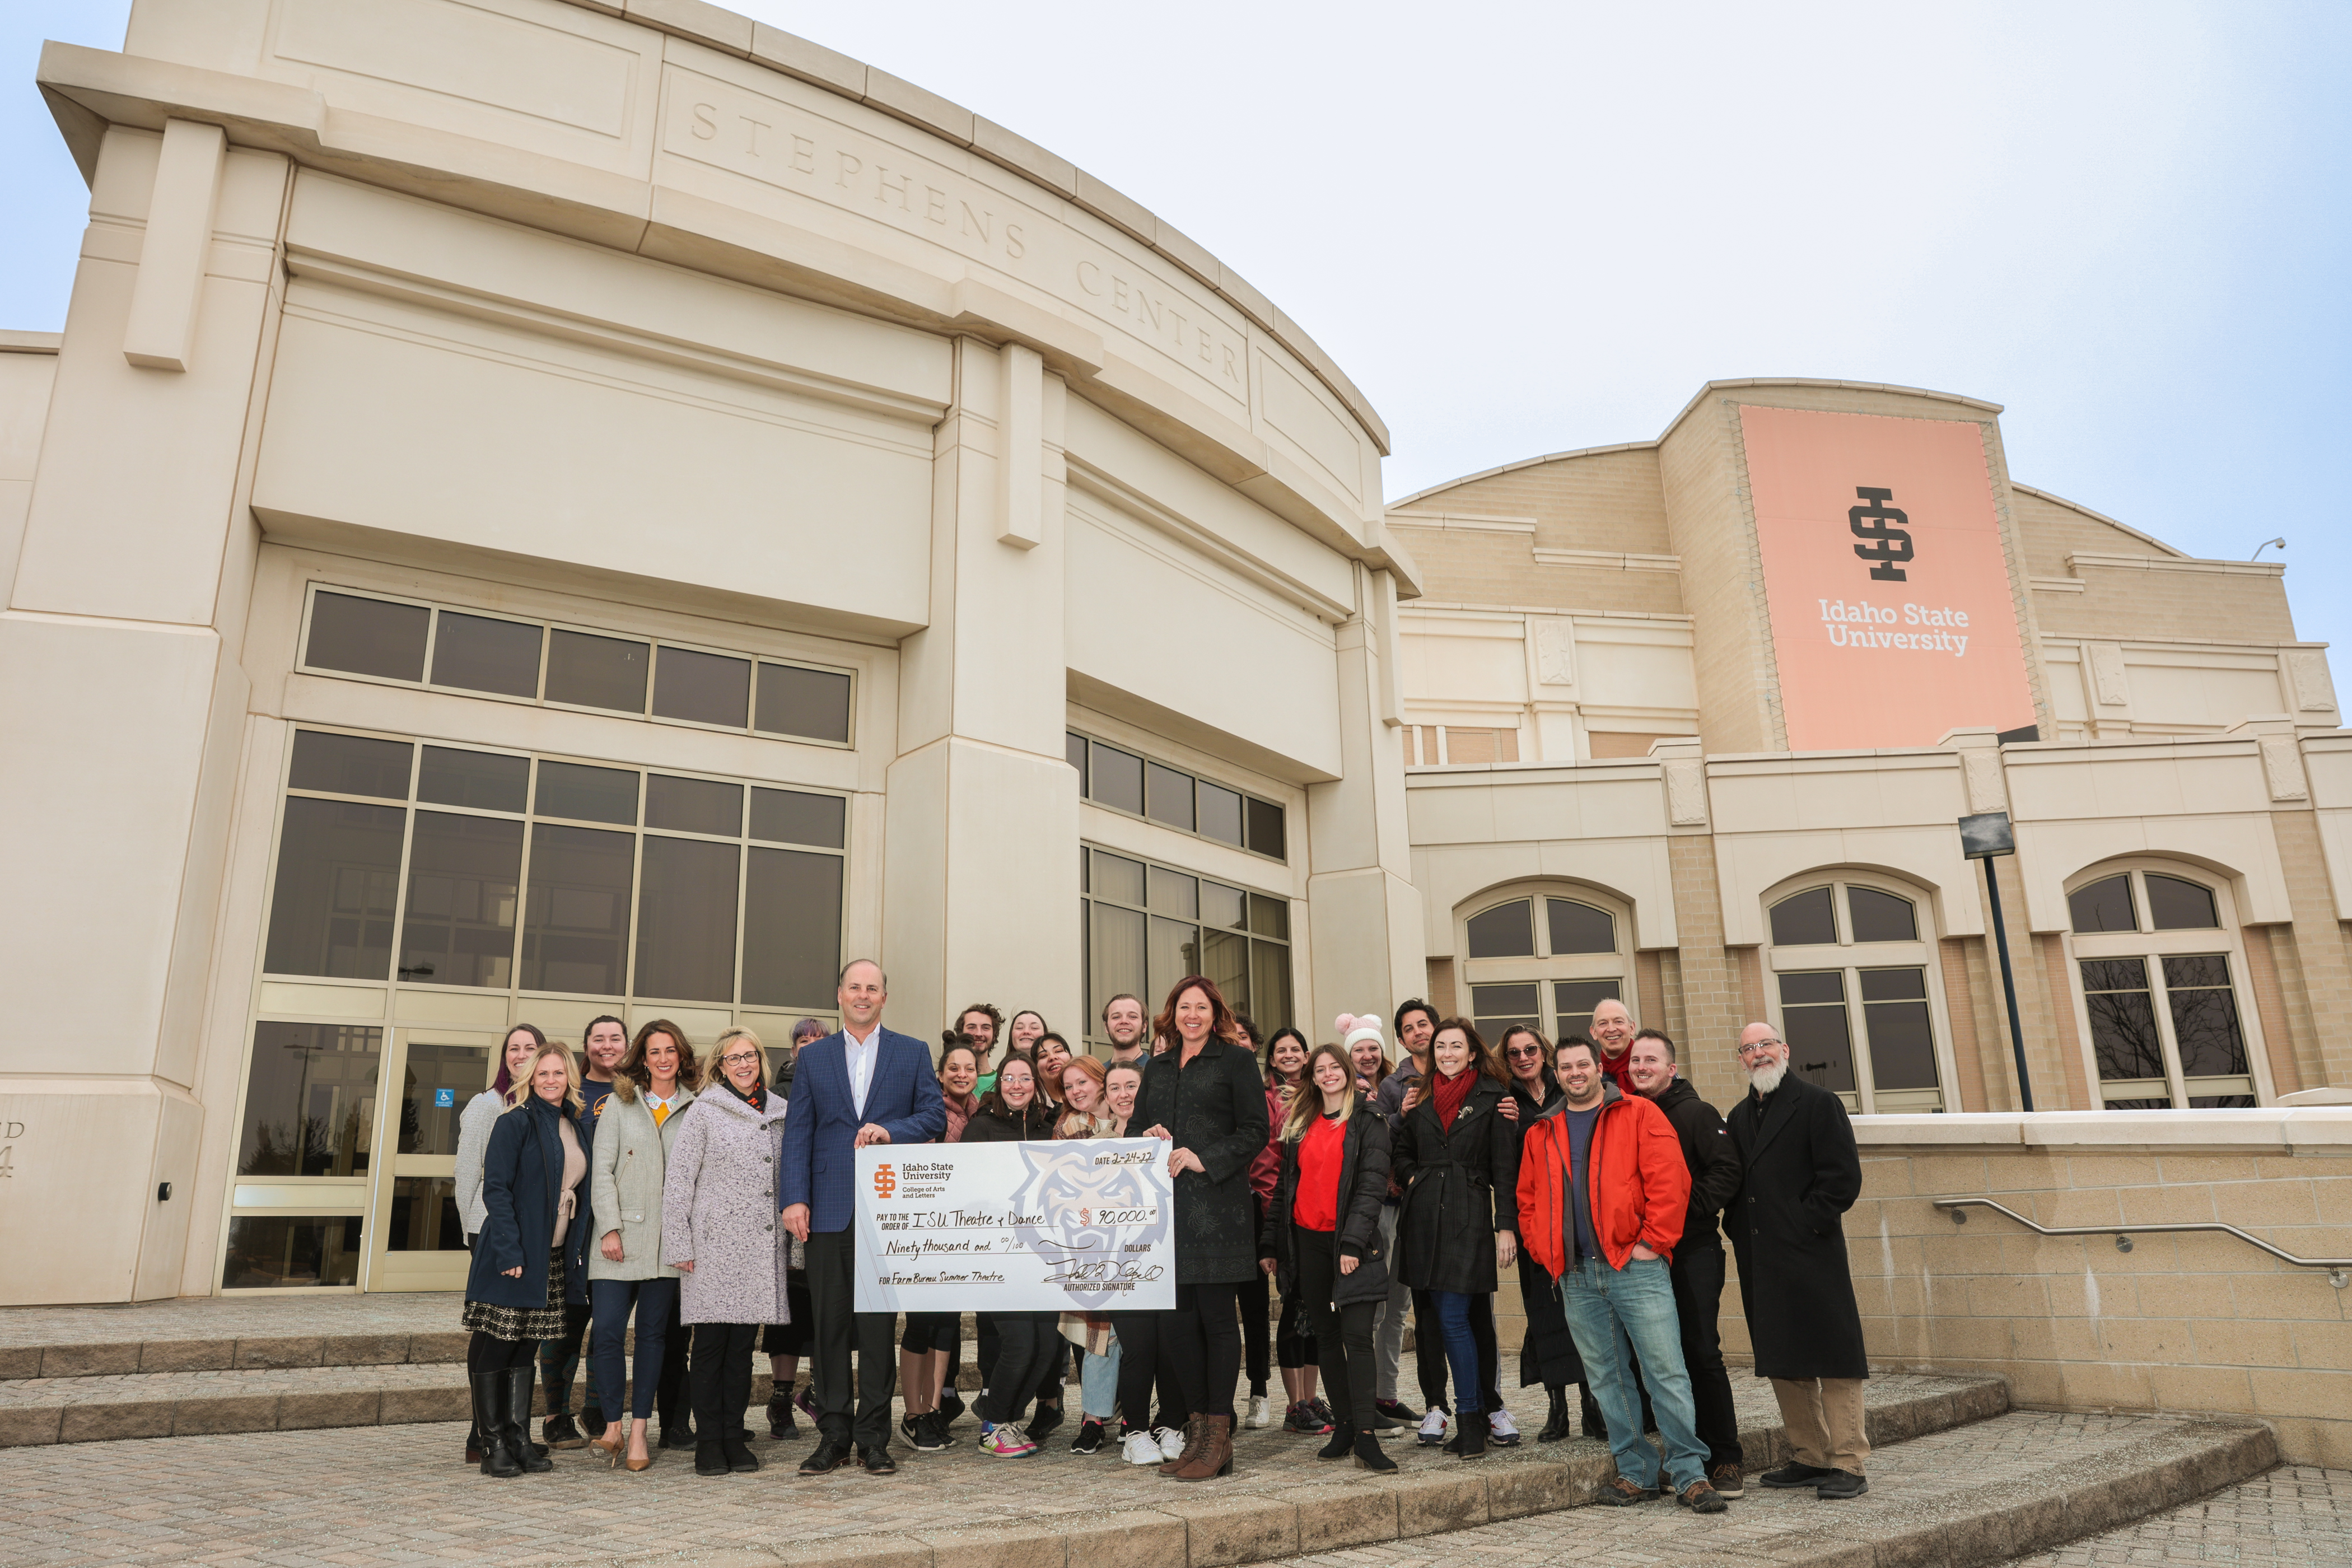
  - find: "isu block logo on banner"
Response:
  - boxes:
[1740,405,2037,750]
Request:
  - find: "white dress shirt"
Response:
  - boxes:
[843,1023,882,1118]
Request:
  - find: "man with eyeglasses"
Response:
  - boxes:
[1725,1023,1869,1500]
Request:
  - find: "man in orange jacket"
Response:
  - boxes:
[1518,1038,1725,1513]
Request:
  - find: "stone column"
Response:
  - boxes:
[0,124,290,1303]
[881,338,1081,1049]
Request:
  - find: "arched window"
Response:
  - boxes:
[1456,885,1628,1045]
[1763,875,1950,1114]
[2065,864,2262,1109]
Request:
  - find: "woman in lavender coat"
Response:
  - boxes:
[662,1028,791,1478]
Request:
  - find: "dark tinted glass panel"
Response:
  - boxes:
[1149,916,1200,1009]
[289,730,412,800]
[1471,982,1541,1033]
[417,748,528,813]
[750,788,846,849]
[1769,887,1837,946]
[1466,899,1536,958]
[221,1216,362,1289]
[1547,899,1616,954]
[1203,928,1250,1021]
[2069,874,2137,934]
[235,1023,383,1177]
[2080,960,2164,1081]
[2188,1094,2258,1108]
[534,761,638,825]
[1090,744,1144,814]
[1202,881,1247,931]
[399,812,522,988]
[1250,939,1294,1032]
[1245,797,1287,860]
[2146,875,2219,931]
[1858,968,1927,1002]
[264,797,403,978]
[646,774,741,836]
[1846,886,1918,943]
[1091,850,1144,906]
[396,1044,491,1157]
[2106,1096,2174,1110]
[1089,903,1146,1026]
[755,662,852,744]
[1777,970,1846,1006]
[1146,763,1195,831]
[2080,958,2151,993]
[520,824,633,996]
[1067,732,1088,782]
[305,592,427,682]
[635,837,739,1002]
[1553,978,1622,1038]
[429,612,540,698]
[653,646,751,727]
[742,847,843,1008]
[1248,892,1289,940]
[545,629,649,712]
[1861,967,1938,1090]
[2163,955,2247,1077]
[385,1176,466,1251]
[1200,782,1244,846]
[1779,987,1856,1094]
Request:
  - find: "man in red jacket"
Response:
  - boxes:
[1518,1038,1725,1514]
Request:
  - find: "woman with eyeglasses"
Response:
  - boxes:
[661,1028,791,1478]
[1493,1024,1586,1443]
[961,1053,1057,1457]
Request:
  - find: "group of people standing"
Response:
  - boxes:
[454,965,1874,1518]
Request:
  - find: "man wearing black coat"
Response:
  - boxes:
[1725,1022,1870,1500]
[1626,1029,1746,1499]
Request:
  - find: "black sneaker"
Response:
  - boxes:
[1070,1418,1106,1454]
[1709,1462,1745,1499]
[1677,1481,1727,1514]
[901,1413,924,1449]
[540,1413,586,1450]
[658,1422,697,1450]
[1816,1471,1869,1500]
[1595,1477,1659,1506]
[1026,1402,1063,1442]
[1760,1460,1837,1489]
[927,1408,959,1450]
[1374,1398,1415,1426]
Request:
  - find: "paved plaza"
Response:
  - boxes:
[2004,1465,2352,1566]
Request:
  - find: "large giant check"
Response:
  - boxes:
[852,1138,1175,1313]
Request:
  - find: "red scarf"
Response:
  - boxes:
[1432,1066,1478,1131]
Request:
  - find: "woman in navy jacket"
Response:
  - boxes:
[463,1039,590,1478]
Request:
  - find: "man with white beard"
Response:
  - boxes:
[1724,1023,1870,1500]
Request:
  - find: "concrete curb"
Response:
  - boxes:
[0,1330,473,1380]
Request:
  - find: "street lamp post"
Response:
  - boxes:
[1958,811,2033,1112]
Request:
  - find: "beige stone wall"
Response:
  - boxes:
[1711,1115,2352,1468]
[2008,486,2178,579]
[1394,447,1674,558]
[2038,562,2299,646]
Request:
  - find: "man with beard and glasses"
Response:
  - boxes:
[1725,1023,1869,1501]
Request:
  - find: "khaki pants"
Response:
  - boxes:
[1771,1376,1869,1476]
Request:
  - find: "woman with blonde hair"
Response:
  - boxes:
[1054,1055,1118,1139]
[454,1022,546,1466]
[661,1027,791,1477]
[463,1037,588,1478]
[586,1020,701,1471]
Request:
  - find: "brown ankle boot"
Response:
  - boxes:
[1159,1415,1205,1476]
[1174,1414,1233,1481]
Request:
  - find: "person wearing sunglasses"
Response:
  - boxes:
[1494,1025,1581,1444]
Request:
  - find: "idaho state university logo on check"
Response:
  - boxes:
[1008,1146,1169,1310]
[872,1164,897,1199]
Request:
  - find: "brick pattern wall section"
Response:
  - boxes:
[1658,400,1779,754]
[1425,956,1457,1021]
[1389,524,1687,615]
[1939,936,1992,1113]
[1668,834,1747,1109]
[2033,930,2094,1111]
[1634,949,1665,1035]
[2269,809,2352,1090]
[1398,447,1676,557]
[2242,926,2306,1098]
[1960,933,2017,1112]
[2036,564,2298,645]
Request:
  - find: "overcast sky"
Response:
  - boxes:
[7,2,2346,657]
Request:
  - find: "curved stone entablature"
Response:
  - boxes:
[37,0,1408,584]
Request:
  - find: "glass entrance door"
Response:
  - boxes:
[363,1030,498,1290]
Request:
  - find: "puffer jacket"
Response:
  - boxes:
[1392,1071,1519,1294]
[1516,1079,1690,1277]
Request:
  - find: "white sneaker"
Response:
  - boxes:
[1488,1406,1522,1445]
[1122,1430,1164,1466]
[1246,1394,1272,1429]
[1155,1425,1186,1460]
[1417,1408,1449,1445]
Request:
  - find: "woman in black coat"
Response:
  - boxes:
[1134,974,1270,1481]
[463,1039,590,1478]
[1393,1018,1519,1459]
[959,1055,1058,1458]
[1495,1025,1587,1443]
[1258,1044,1396,1472]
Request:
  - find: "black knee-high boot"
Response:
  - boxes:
[473,1373,520,1477]
[1538,1384,1572,1443]
[502,1366,553,1473]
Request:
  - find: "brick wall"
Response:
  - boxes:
[1406,448,1674,557]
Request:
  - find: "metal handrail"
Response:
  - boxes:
[1933,1197,2349,1288]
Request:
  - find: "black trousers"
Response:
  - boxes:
[1412,1288,1501,1411]
[980,1312,1055,1425]
[656,1290,692,1431]
[1672,1242,1744,1468]
[1164,1281,1243,1422]
[804,1227,897,1448]
[1109,1309,1175,1432]
[688,1322,757,1441]
[1292,1227,1376,1431]
[1239,1256,1273,1390]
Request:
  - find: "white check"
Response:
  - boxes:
[852,1138,1176,1313]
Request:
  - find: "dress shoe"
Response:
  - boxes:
[800,1437,850,1476]
[860,1444,897,1474]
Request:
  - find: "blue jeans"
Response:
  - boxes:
[1430,1291,1483,1416]
[1560,1254,1707,1492]
[1080,1331,1122,1420]
[589,1276,678,1422]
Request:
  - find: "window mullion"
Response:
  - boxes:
[2147,953,2192,1109]
[1846,964,1877,1113]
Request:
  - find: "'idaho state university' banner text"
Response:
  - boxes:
[1740,405,2037,751]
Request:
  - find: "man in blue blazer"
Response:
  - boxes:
[781,958,945,1474]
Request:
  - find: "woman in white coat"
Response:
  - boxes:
[661,1028,791,1478]
[452,1023,548,1466]
[586,1019,699,1472]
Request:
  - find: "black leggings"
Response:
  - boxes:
[981,1312,1055,1425]
[466,1331,536,1375]
[1109,1310,1165,1432]
[1240,1258,1273,1392]
[1293,1226,1376,1430]
[1276,1288,1318,1371]
[1163,1281,1243,1423]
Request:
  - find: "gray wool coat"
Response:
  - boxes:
[659,1086,792,1326]
[587,1085,697,1283]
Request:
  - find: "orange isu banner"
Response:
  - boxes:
[1740,405,2037,751]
